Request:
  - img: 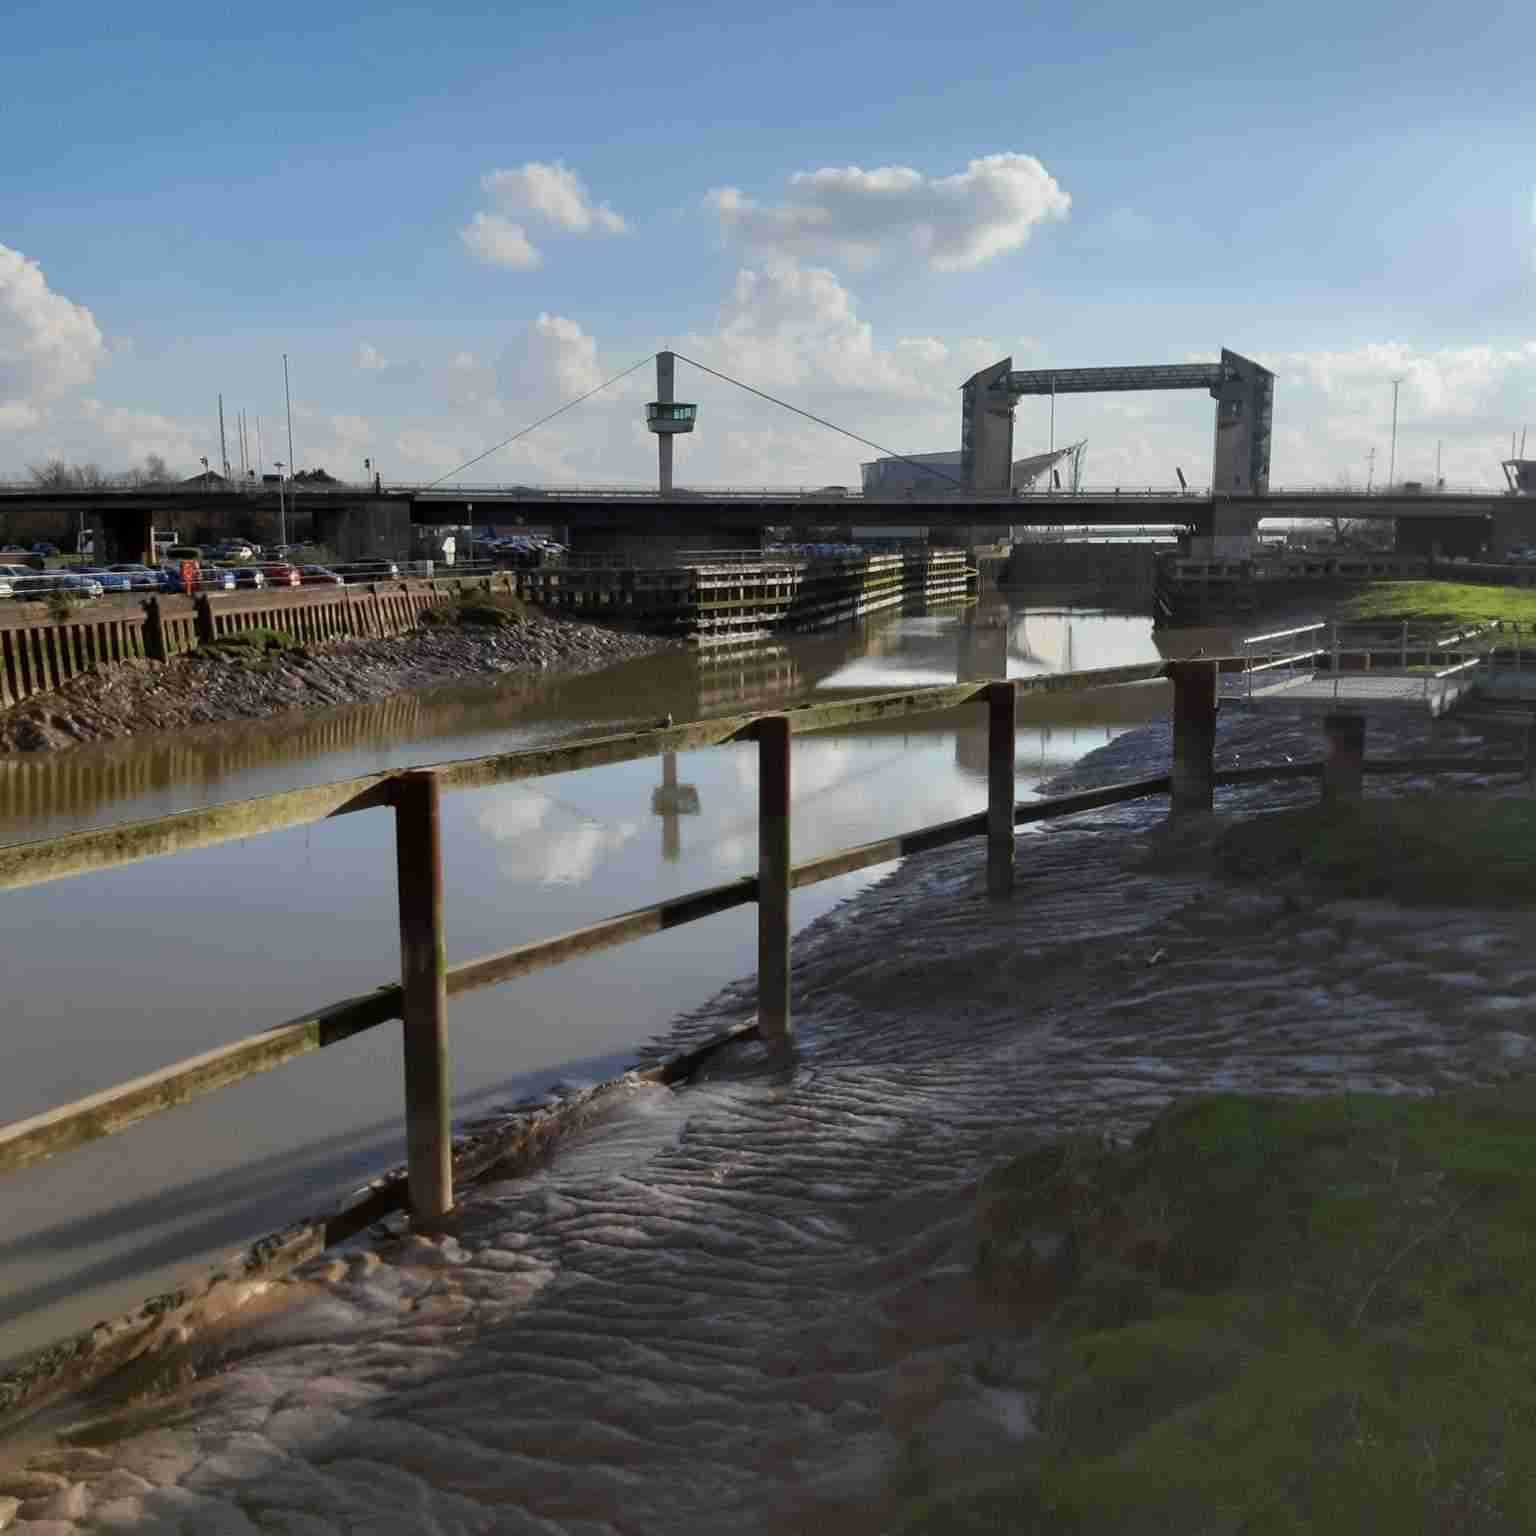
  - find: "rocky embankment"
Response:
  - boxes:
[0,614,674,753]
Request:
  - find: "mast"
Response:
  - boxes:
[218,394,230,481]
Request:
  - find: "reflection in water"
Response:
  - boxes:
[0,591,1207,1362]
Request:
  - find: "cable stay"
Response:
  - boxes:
[670,352,968,492]
[421,353,656,491]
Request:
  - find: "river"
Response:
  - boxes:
[0,589,1222,1366]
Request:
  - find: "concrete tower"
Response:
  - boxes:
[646,351,697,496]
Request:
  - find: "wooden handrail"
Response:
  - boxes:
[1,658,1521,1237]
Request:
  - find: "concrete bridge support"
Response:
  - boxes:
[1184,500,1260,560]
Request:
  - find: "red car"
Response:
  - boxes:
[257,562,301,588]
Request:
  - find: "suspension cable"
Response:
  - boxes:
[670,352,968,491]
[420,353,656,490]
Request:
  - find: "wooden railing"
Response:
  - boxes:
[0,657,1523,1232]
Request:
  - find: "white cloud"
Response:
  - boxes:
[708,153,1070,273]
[0,244,106,432]
[355,342,394,372]
[527,311,604,398]
[460,212,542,271]
[461,161,626,271]
[78,399,202,470]
[480,161,626,235]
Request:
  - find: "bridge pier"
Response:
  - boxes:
[1184,500,1259,561]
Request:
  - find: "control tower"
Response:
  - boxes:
[646,351,697,496]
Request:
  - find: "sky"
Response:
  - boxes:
[2,0,1533,493]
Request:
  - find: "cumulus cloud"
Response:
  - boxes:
[78,400,202,468]
[461,161,626,271]
[460,212,542,271]
[0,244,106,432]
[708,154,1070,273]
[480,161,626,236]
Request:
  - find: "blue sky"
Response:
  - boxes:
[2,0,1532,489]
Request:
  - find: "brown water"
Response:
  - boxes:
[0,591,1220,1364]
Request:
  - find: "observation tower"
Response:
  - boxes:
[646,351,696,495]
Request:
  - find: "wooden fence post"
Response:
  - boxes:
[393,770,453,1223]
[987,680,1017,897]
[1168,660,1217,817]
[756,715,792,1050]
[1322,712,1365,805]
[194,594,216,646]
[141,597,167,662]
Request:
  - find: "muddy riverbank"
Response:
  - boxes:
[0,614,676,754]
[6,703,1535,1531]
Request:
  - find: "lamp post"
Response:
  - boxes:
[274,460,287,553]
[1388,376,1405,491]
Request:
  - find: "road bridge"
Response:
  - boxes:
[0,487,1522,565]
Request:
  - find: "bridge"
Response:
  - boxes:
[2,341,1526,563]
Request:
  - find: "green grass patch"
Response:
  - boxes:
[207,627,296,654]
[420,589,529,629]
[897,1081,1536,1534]
[1207,796,1536,908]
[1339,580,1536,628]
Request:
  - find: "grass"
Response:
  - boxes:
[1339,581,1536,628]
[895,1081,1536,1534]
[206,627,296,654]
[1204,796,1536,908]
[420,589,529,629]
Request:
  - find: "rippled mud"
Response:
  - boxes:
[4,707,1534,1533]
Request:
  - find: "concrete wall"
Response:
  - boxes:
[960,359,1016,492]
[1210,350,1275,496]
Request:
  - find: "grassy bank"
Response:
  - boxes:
[1197,796,1536,908]
[898,1079,1536,1533]
[1339,580,1536,627]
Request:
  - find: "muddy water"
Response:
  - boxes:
[0,591,1221,1364]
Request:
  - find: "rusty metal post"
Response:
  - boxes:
[987,680,1017,897]
[757,715,792,1048]
[1322,712,1365,805]
[394,770,453,1223]
[1168,660,1217,818]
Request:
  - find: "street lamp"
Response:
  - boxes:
[274,460,287,553]
[1388,376,1406,491]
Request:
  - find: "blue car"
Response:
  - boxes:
[80,568,134,593]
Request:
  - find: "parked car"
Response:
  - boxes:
[257,562,301,588]
[158,564,234,594]
[32,542,60,556]
[105,564,163,590]
[215,541,256,560]
[12,573,103,601]
[298,565,344,586]
[220,564,267,590]
[338,559,400,582]
[79,568,134,593]
[0,563,35,582]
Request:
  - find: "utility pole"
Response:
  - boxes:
[1367,446,1376,494]
[1388,376,1405,491]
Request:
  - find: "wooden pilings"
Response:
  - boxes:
[756,715,792,1049]
[393,770,453,1224]
[987,679,1017,897]
[1168,660,1218,817]
[1323,712,1365,804]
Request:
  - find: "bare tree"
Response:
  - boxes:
[143,453,169,484]
[27,458,74,489]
